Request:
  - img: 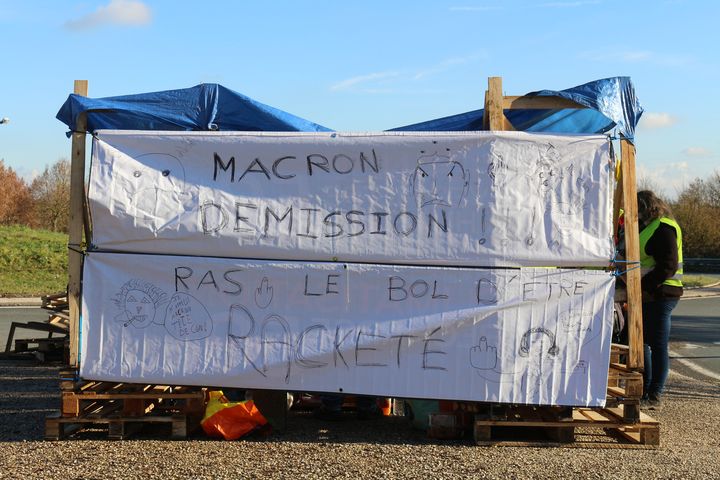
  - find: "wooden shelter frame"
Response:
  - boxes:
[481,76,644,424]
[62,77,651,442]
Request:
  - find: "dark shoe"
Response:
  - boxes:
[647,393,662,407]
[313,406,343,421]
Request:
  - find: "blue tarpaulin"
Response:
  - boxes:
[390,77,642,140]
[57,76,642,140]
[56,83,331,134]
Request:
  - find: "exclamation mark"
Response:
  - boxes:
[479,208,487,245]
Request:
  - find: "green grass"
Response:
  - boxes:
[683,274,720,288]
[0,225,68,296]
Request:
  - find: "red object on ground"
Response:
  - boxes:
[201,391,268,440]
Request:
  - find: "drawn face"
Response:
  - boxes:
[519,328,559,358]
[114,153,187,231]
[412,154,468,208]
[113,279,166,329]
[124,289,156,328]
[130,153,185,192]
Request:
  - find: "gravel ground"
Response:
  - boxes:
[0,357,718,479]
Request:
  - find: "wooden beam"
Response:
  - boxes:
[620,137,643,371]
[503,95,587,110]
[487,77,504,131]
[68,80,88,368]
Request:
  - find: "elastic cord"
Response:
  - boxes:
[610,249,640,277]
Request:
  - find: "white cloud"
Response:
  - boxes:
[330,72,401,92]
[619,51,652,62]
[636,162,690,200]
[413,54,484,80]
[449,6,502,11]
[539,0,601,7]
[64,0,152,30]
[331,54,484,93]
[638,112,678,130]
[682,147,712,157]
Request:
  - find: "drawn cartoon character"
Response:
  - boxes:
[536,144,562,193]
[487,143,510,190]
[519,327,560,401]
[114,152,189,233]
[411,147,468,208]
[549,175,591,242]
[112,279,167,329]
[518,327,560,358]
[526,144,595,247]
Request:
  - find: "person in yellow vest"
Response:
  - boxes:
[637,190,683,407]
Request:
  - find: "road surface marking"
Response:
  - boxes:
[669,348,720,382]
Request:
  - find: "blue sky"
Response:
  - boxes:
[0,0,718,197]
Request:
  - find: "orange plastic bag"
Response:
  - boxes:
[201,391,268,440]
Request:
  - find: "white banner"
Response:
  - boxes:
[81,253,615,406]
[89,131,614,267]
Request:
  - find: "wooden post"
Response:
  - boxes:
[487,77,504,130]
[68,80,88,368]
[620,137,643,371]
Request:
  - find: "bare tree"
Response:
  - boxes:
[673,171,720,257]
[704,171,720,208]
[30,159,71,232]
[636,175,667,200]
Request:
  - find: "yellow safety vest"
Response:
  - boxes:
[639,217,683,287]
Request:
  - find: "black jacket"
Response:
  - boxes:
[641,222,683,299]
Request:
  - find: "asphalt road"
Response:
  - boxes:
[669,296,720,383]
[0,306,50,351]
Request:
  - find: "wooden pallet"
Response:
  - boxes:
[3,292,70,363]
[608,343,643,424]
[45,411,193,440]
[13,336,67,362]
[41,292,70,311]
[473,406,659,448]
[46,376,206,440]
